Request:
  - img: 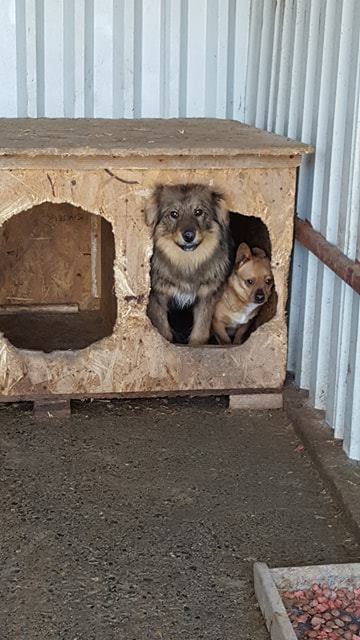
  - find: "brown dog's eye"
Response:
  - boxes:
[265,277,273,285]
[246,279,255,286]
[194,208,203,217]
[169,210,179,219]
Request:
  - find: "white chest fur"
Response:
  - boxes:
[228,303,261,327]
[173,292,196,309]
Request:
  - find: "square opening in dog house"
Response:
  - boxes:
[0,202,117,352]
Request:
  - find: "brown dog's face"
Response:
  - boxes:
[146,184,229,255]
[233,243,274,305]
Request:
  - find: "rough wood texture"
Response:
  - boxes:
[0,168,294,397]
[0,311,112,352]
[0,202,99,310]
[0,118,312,400]
[254,563,298,640]
[0,118,312,167]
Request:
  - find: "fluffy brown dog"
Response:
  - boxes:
[146,184,231,345]
[212,242,274,345]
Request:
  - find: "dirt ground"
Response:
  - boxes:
[0,397,359,640]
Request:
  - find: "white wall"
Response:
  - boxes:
[254,0,360,460]
[0,0,252,119]
[1,0,359,458]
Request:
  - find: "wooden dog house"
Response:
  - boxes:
[0,118,312,412]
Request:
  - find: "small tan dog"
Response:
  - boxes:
[212,242,274,345]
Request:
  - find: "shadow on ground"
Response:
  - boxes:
[0,397,359,639]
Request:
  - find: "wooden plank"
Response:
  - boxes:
[0,154,302,171]
[0,387,284,404]
[0,304,78,314]
[229,393,283,411]
[90,215,102,300]
[253,562,297,640]
[0,118,313,159]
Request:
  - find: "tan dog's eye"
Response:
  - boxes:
[194,208,203,216]
[169,210,179,219]
[265,277,273,285]
[246,279,255,286]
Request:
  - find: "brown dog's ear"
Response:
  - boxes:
[145,185,163,227]
[212,191,229,227]
[252,247,267,259]
[235,242,252,265]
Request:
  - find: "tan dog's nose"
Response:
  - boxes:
[255,288,265,304]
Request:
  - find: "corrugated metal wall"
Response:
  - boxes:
[257,0,360,461]
[0,0,252,119]
[0,0,359,458]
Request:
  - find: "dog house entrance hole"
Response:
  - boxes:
[166,212,277,344]
[0,203,117,352]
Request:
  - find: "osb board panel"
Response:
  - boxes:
[0,118,313,163]
[0,202,100,310]
[0,167,295,397]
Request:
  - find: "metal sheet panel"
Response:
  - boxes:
[255,0,360,459]
[0,0,359,457]
[2,0,253,119]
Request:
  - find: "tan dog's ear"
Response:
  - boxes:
[235,242,252,265]
[252,246,267,259]
[212,191,229,227]
[145,185,163,227]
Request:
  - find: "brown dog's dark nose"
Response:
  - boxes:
[182,229,195,244]
[255,289,265,304]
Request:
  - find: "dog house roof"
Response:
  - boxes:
[0,118,313,169]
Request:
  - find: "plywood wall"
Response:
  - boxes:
[0,202,100,310]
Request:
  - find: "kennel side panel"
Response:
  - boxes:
[0,165,295,397]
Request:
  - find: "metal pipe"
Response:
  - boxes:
[294,217,360,295]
